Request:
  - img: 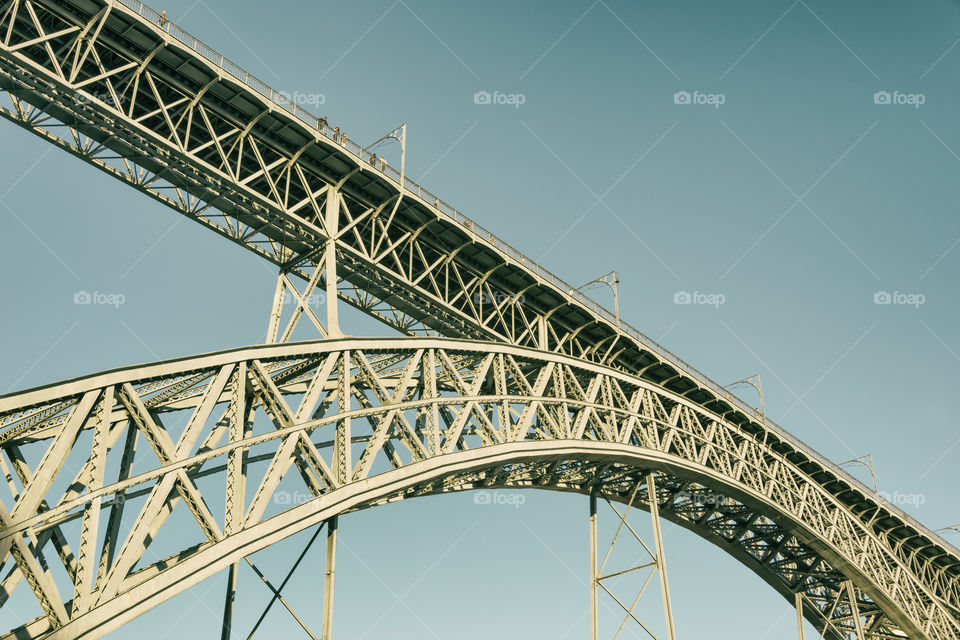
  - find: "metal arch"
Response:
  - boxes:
[0,338,956,640]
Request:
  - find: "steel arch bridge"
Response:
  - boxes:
[0,1,957,639]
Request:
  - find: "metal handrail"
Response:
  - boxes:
[109,0,959,554]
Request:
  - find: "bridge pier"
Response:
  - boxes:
[796,591,806,640]
[220,562,239,640]
[590,491,598,640]
[647,473,677,640]
[589,473,677,640]
[321,515,338,640]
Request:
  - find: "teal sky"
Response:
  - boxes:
[1,0,960,637]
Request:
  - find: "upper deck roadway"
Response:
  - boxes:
[0,0,958,635]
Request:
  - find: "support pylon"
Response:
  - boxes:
[589,473,678,640]
[321,515,338,640]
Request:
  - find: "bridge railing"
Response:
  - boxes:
[108,0,948,537]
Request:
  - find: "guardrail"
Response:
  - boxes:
[106,0,960,551]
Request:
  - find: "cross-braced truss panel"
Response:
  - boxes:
[0,339,954,640]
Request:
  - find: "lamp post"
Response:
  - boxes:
[364,123,407,221]
[723,374,766,424]
[839,454,879,496]
[578,271,620,330]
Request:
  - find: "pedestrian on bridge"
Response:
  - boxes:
[159,11,168,27]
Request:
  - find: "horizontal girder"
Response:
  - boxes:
[0,338,956,640]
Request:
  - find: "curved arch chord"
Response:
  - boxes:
[0,338,956,640]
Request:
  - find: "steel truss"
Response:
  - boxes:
[0,1,958,639]
[0,338,955,640]
[0,5,957,625]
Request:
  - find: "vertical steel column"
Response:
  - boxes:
[845,580,866,640]
[220,562,239,640]
[324,187,342,338]
[646,473,677,640]
[265,274,286,343]
[590,491,598,640]
[222,362,248,640]
[321,516,338,640]
[795,591,805,640]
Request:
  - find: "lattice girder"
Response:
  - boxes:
[0,338,955,640]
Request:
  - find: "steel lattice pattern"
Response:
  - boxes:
[0,339,954,639]
[0,0,958,639]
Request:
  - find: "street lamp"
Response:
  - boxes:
[364,123,406,176]
[723,374,765,424]
[839,454,879,496]
[578,271,620,330]
[364,124,407,221]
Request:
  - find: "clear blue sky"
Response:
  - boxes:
[1,0,959,637]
